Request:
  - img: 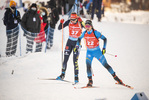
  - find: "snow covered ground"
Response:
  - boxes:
[103,10,149,24]
[0,7,149,100]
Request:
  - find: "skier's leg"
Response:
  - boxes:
[100,56,123,84]
[92,49,114,74]
[100,56,115,74]
[95,50,123,84]
[63,40,73,73]
[73,47,80,83]
[86,50,94,86]
[56,39,73,80]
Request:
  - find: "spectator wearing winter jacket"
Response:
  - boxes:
[46,0,59,49]
[34,8,47,52]
[3,0,21,57]
[21,3,41,33]
[21,3,41,53]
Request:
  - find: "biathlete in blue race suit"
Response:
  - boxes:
[76,20,124,87]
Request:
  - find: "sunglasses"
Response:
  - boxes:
[70,19,77,21]
[85,25,91,28]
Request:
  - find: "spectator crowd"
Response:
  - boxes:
[2,0,104,57]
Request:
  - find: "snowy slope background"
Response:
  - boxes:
[0,0,149,100]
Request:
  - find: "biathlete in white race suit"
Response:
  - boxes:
[56,12,85,84]
[76,20,124,87]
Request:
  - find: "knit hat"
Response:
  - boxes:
[9,0,16,7]
[30,3,37,8]
[70,13,77,19]
[85,20,92,26]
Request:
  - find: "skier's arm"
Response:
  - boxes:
[101,35,107,49]
[58,20,70,30]
[74,31,86,52]
[95,31,107,49]
[76,31,86,46]
[77,16,85,28]
[80,21,85,28]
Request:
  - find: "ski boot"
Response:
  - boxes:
[56,73,65,80]
[112,73,123,84]
[74,76,79,84]
[87,79,93,87]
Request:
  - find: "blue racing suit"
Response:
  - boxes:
[77,29,115,79]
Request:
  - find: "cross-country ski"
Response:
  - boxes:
[74,86,100,89]
[115,83,134,89]
[38,77,73,83]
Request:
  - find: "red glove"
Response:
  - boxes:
[60,19,64,24]
[77,16,82,22]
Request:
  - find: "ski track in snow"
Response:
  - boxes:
[0,6,149,100]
